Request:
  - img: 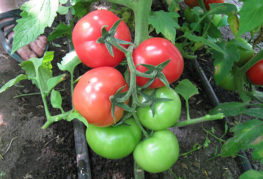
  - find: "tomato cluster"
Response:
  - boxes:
[72,9,184,173]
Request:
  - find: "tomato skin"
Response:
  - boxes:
[214,64,235,91]
[247,59,263,85]
[137,87,181,130]
[72,10,131,68]
[133,38,184,88]
[205,0,224,10]
[73,67,128,127]
[86,118,142,159]
[184,0,224,10]
[133,130,179,173]
[184,0,199,8]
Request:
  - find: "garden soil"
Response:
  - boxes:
[0,0,261,178]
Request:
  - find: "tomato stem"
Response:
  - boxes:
[132,112,149,138]
[240,50,263,73]
[186,100,191,120]
[133,0,152,46]
[42,110,73,129]
[174,113,224,128]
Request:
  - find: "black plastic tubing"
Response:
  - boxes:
[192,59,252,172]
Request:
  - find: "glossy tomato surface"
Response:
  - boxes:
[184,0,199,8]
[73,67,128,127]
[137,87,181,130]
[133,130,179,173]
[133,38,184,88]
[205,0,224,10]
[86,118,142,159]
[214,63,235,91]
[247,59,263,85]
[72,9,131,68]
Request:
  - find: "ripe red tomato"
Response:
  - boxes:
[73,67,128,127]
[133,38,184,88]
[247,59,263,86]
[72,9,131,68]
[184,0,199,8]
[205,0,224,10]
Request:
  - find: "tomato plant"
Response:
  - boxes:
[184,0,199,8]
[72,9,131,68]
[86,118,142,159]
[133,37,184,88]
[214,63,235,91]
[184,0,224,10]
[137,87,181,130]
[228,38,254,66]
[133,130,180,173]
[247,59,263,85]
[205,0,224,10]
[184,6,197,23]
[73,67,128,127]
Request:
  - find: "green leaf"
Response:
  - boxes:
[209,102,247,117]
[46,74,66,94]
[244,108,263,119]
[240,170,263,179]
[206,22,222,38]
[50,89,62,110]
[228,12,239,36]
[237,0,263,36]
[57,5,70,15]
[149,10,179,42]
[12,0,59,54]
[221,119,263,160]
[175,79,199,101]
[207,3,237,15]
[184,32,225,54]
[67,110,89,128]
[0,74,27,93]
[20,51,54,91]
[212,41,239,84]
[71,1,93,18]
[58,50,81,74]
[48,22,73,41]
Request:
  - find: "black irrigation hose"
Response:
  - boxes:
[192,59,253,173]
[65,5,92,179]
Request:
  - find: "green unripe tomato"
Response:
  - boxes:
[133,130,180,173]
[228,38,254,66]
[86,118,142,159]
[214,64,235,91]
[137,87,181,130]
[212,14,222,27]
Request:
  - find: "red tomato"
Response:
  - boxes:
[205,0,224,10]
[73,67,128,127]
[184,0,199,8]
[133,38,184,88]
[72,10,131,68]
[247,59,263,86]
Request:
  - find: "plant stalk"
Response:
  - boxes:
[174,113,224,128]
[133,0,152,46]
